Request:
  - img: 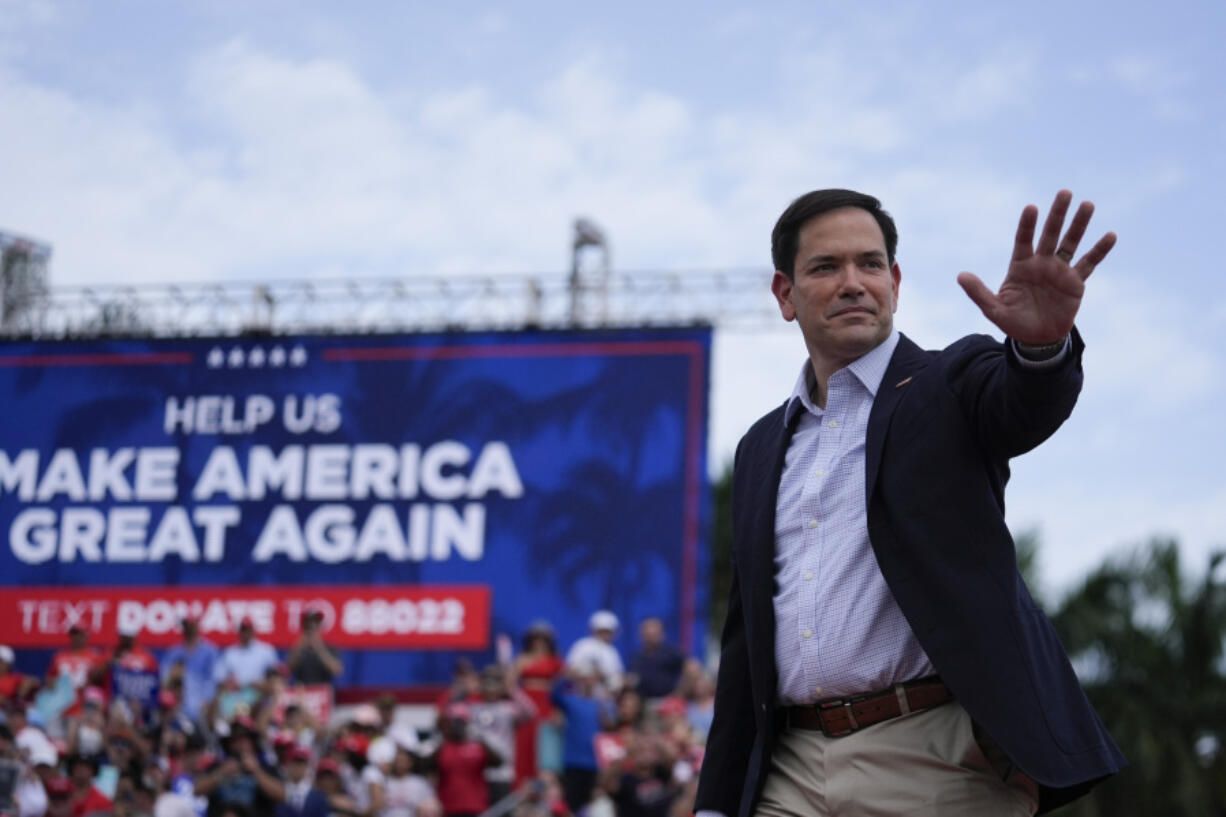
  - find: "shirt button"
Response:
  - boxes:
[815,469,824,477]
[808,519,818,529]
[828,420,838,428]
[802,629,813,638]
[803,571,814,580]
[814,686,823,696]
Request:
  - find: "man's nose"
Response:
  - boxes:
[836,264,866,294]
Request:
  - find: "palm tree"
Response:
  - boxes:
[1049,539,1226,816]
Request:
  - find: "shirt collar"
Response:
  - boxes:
[783,329,900,427]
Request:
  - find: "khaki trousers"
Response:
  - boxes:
[754,701,1038,817]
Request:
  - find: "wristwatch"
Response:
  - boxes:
[1015,336,1068,361]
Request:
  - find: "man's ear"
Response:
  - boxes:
[890,261,901,312]
[771,271,796,321]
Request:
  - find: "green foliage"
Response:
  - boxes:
[1050,539,1226,816]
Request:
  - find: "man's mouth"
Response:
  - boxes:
[829,305,875,318]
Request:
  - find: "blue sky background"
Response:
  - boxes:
[1,0,1222,598]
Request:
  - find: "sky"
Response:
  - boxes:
[1,0,1223,599]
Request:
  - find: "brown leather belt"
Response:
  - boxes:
[783,677,953,738]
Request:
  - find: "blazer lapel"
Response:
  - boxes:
[865,334,930,500]
[735,404,796,612]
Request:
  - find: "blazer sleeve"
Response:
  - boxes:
[694,558,757,816]
[942,330,1085,460]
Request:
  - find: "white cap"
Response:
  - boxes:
[118,622,141,638]
[389,724,420,753]
[367,735,396,766]
[28,740,58,767]
[0,644,13,664]
[589,610,619,632]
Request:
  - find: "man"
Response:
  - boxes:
[694,189,1125,817]
[564,610,624,693]
[627,617,685,699]
[217,618,280,689]
[286,610,343,686]
[160,617,219,723]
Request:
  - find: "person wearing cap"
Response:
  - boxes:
[47,625,106,703]
[273,745,330,817]
[381,732,435,817]
[287,610,343,687]
[0,644,38,705]
[563,611,624,694]
[66,752,114,816]
[311,757,360,816]
[42,774,76,817]
[469,664,537,806]
[430,702,503,817]
[195,714,285,816]
[160,618,220,723]
[217,619,280,690]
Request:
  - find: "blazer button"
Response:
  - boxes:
[761,703,767,712]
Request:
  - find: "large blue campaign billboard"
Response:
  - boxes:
[0,328,711,689]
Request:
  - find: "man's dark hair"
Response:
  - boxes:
[771,189,899,279]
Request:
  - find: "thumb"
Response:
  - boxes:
[956,272,998,320]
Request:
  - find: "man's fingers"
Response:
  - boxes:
[1075,232,1117,281]
[957,272,998,320]
[1036,190,1073,256]
[1012,205,1039,261]
[1056,200,1094,260]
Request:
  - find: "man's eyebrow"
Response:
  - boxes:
[802,250,886,264]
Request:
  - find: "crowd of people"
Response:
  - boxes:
[0,611,716,817]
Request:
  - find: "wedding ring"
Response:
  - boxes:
[1055,249,1074,262]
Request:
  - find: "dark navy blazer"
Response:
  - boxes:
[694,332,1125,816]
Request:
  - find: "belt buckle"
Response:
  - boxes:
[817,698,860,738]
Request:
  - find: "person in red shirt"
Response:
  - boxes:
[431,703,502,817]
[49,626,105,690]
[66,753,113,817]
[0,644,38,703]
[111,625,158,673]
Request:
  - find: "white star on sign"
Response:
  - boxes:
[248,347,266,367]
[289,346,308,367]
[269,346,287,367]
[207,347,225,368]
[227,347,245,368]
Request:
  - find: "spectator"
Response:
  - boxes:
[564,612,624,694]
[66,753,113,816]
[551,670,614,815]
[194,715,284,817]
[469,664,536,805]
[381,738,435,817]
[626,619,684,700]
[311,757,359,817]
[602,735,680,817]
[513,622,565,784]
[274,745,330,817]
[43,775,76,817]
[0,644,38,705]
[286,611,342,687]
[217,619,279,690]
[431,703,501,817]
[160,618,220,722]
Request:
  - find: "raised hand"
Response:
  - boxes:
[957,190,1116,344]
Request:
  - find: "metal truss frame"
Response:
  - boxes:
[0,268,781,339]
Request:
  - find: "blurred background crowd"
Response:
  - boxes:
[0,609,715,817]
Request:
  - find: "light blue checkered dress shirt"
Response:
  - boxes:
[773,330,936,704]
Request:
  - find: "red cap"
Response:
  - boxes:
[273,731,296,748]
[286,745,312,763]
[67,623,87,635]
[83,686,107,705]
[656,696,687,718]
[239,617,254,629]
[45,776,74,796]
[158,690,178,709]
[443,702,472,722]
[316,757,341,776]
[337,733,369,756]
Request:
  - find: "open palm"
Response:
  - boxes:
[958,190,1117,345]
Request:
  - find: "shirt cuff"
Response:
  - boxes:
[695,811,728,817]
[1010,335,1070,369]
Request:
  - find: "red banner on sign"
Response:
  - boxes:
[0,585,490,649]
